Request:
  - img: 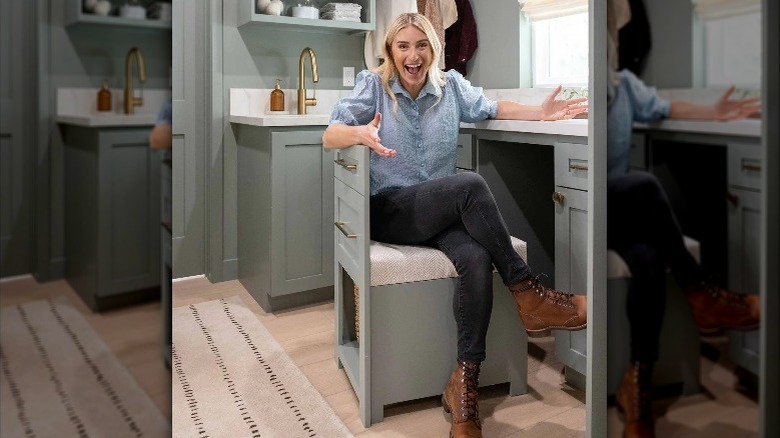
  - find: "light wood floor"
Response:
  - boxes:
[173,276,587,437]
[0,275,172,421]
[172,276,760,438]
[3,275,756,437]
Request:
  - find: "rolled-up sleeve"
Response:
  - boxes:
[448,70,497,123]
[621,70,670,123]
[330,70,379,127]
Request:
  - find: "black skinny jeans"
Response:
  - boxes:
[607,172,704,363]
[369,172,531,363]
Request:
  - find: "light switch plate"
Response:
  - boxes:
[343,66,355,87]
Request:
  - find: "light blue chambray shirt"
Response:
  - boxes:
[330,69,498,195]
[608,69,671,177]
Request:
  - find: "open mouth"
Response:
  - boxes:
[405,63,422,76]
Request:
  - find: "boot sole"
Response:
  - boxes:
[525,323,587,338]
[698,323,760,335]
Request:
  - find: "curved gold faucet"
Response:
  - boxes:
[297,47,319,115]
[124,47,146,114]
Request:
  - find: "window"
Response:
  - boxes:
[702,12,761,88]
[692,0,761,88]
[531,12,589,87]
[519,0,589,88]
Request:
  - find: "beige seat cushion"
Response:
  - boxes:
[369,236,527,287]
[607,236,700,279]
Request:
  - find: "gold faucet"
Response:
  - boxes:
[297,47,319,115]
[124,47,146,114]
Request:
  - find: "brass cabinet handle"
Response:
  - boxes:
[726,191,739,206]
[569,163,589,171]
[335,221,357,238]
[552,191,565,204]
[334,158,357,171]
[741,162,761,172]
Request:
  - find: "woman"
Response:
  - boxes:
[323,13,588,438]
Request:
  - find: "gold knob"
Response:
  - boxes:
[552,191,565,204]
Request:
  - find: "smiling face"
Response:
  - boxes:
[389,25,432,99]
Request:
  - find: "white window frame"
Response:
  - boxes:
[531,12,589,88]
[700,12,761,88]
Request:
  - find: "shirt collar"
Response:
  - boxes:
[389,74,441,101]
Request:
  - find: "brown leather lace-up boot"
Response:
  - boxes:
[442,360,482,438]
[685,281,760,333]
[616,361,655,438]
[508,274,587,337]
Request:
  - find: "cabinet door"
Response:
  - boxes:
[727,187,761,374]
[456,133,474,170]
[270,131,334,296]
[99,130,161,297]
[554,186,588,376]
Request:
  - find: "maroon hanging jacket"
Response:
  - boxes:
[444,0,478,75]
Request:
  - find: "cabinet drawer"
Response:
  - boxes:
[456,133,474,170]
[728,142,762,191]
[554,142,589,191]
[334,145,370,196]
[334,178,369,286]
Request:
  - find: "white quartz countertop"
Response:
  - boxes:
[634,119,761,138]
[229,87,589,137]
[228,114,331,127]
[56,113,158,127]
[461,118,587,137]
[56,88,171,128]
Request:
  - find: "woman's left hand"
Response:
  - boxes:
[540,86,589,121]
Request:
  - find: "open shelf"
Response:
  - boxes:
[64,0,171,31]
[238,0,375,35]
[337,341,361,391]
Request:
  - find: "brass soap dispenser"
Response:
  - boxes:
[270,79,285,111]
[97,79,112,112]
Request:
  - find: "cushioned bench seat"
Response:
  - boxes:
[369,236,528,287]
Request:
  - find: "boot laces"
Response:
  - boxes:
[458,361,481,424]
[526,274,575,307]
[701,281,748,308]
[631,362,653,423]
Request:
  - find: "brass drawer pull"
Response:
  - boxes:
[334,158,358,171]
[569,163,588,171]
[552,191,566,204]
[335,221,357,238]
[741,162,761,172]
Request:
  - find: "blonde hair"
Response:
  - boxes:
[375,13,445,115]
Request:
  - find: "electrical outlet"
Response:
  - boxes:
[343,66,355,87]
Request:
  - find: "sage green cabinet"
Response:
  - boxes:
[63,126,161,311]
[237,126,334,312]
[553,143,589,389]
[727,141,762,375]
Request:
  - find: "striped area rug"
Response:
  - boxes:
[172,296,352,438]
[0,298,170,437]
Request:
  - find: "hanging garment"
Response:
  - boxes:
[441,0,458,29]
[618,0,652,76]
[444,0,477,75]
[418,0,446,69]
[364,0,418,70]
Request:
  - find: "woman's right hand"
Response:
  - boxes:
[360,113,396,157]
